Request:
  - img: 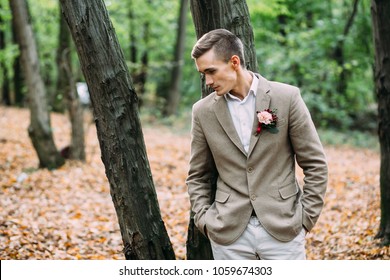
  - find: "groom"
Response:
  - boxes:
[186,29,328,260]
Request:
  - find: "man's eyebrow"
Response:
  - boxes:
[199,67,215,74]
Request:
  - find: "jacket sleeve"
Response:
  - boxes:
[288,89,328,232]
[186,105,217,237]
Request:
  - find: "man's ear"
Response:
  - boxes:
[230,55,240,70]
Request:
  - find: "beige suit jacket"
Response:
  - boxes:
[186,74,328,245]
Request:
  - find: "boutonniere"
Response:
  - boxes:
[256,109,278,135]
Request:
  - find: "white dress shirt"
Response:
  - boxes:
[225,74,259,154]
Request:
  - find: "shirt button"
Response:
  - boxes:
[247,167,254,173]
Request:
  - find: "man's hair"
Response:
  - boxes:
[191,29,245,66]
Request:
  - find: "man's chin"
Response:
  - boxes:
[215,90,227,96]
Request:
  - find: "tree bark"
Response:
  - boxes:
[190,0,258,74]
[10,0,64,169]
[59,0,175,259]
[164,0,189,116]
[56,8,85,161]
[371,0,390,246]
[187,0,257,260]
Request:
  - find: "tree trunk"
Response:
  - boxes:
[0,2,11,105]
[59,0,176,259]
[12,55,24,105]
[333,0,359,96]
[371,0,390,246]
[136,21,149,108]
[190,0,258,73]
[128,0,137,65]
[53,11,67,113]
[128,0,150,109]
[10,0,64,169]
[187,0,257,260]
[56,8,85,161]
[9,5,24,106]
[164,0,189,116]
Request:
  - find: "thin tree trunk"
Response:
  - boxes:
[53,10,67,113]
[0,4,11,105]
[11,6,24,106]
[136,21,149,108]
[10,0,64,169]
[128,0,137,65]
[371,0,390,246]
[1,66,10,105]
[333,0,359,96]
[187,0,257,260]
[164,0,189,116]
[60,0,175,259]
[128,0,150,109]
[12,55,23,105]
[56,9,85,161]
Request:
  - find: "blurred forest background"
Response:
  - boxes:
[1,0,388,260]
[1,0,378,142]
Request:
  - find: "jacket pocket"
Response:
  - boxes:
[215,189,230,203]
[278,183,299,199]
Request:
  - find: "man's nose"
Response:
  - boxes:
[205,75,213,86]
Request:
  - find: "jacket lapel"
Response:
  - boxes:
[213,95,247,155]
[213,74,272,157]
[247,75,271,157]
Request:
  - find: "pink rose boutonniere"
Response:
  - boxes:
[256,109,278,135]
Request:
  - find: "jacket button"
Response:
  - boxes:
[247,167,254,173]
[250,194,256,201]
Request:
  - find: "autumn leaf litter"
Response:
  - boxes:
[0,106,388,260]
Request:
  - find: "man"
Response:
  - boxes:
[186,29,328,260]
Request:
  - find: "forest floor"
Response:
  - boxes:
[0,106,389,260]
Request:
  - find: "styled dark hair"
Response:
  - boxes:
[191,29,245,66]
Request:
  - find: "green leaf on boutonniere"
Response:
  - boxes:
[267,127,279,134]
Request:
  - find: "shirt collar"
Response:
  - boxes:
[249,73,259,97]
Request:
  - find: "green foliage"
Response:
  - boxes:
[105,0,192,107]
[247,0,289,18]
[0,1,19,85]
[30,0,60,98]
[318,128,379,151]
[0,43,19,83]
[1,0,377,133]
[248,0,375,131]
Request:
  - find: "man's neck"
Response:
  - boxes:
[229,70,253,100]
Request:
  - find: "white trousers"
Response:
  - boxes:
[210,216,306,260]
